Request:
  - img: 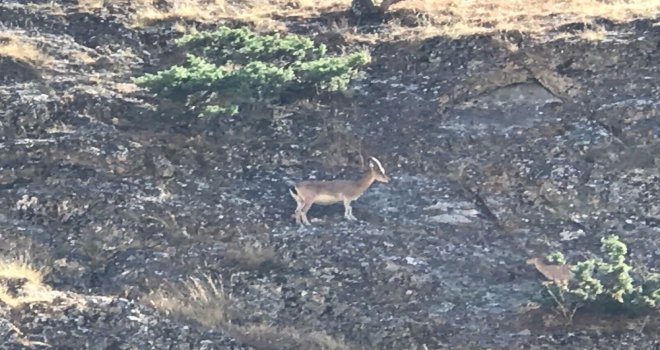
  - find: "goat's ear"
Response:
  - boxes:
[369,161,374,168]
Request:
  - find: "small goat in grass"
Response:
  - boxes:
[289,157,390,226]
[526,257,573,287]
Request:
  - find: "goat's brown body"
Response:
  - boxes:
[295,175,373,204]
[526,257,573,286]
[290,157,389,226]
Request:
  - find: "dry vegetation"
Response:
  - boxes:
[120,0,346,30]
[404,0,660,37]
[0,256,54,308]
[148,275,234,327]
[147,275,351,350]
[0,34,52,66]
[84,0,660,38]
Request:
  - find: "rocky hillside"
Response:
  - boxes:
[0,0,658,349]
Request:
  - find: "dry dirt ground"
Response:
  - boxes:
[0,0,659,349]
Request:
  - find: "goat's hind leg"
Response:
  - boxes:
[293,200,305,226]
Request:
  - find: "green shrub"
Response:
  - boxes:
[546,251,567,264]
[538,235,658,317]
[598,234,635,303]
[570,259,603,302]
[134,26,370,118]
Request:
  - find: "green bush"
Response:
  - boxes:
[134,26,370,118]
[539,235,658,316]
[546,251,567,264]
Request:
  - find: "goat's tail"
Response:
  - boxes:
[289,187,299,201]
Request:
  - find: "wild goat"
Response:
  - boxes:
[526,257,573,287]
[289,157,390,226]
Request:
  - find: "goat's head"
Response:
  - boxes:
[368,157,390,183]
[526,257,540,265]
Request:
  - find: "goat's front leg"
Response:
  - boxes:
[343,199,358,221]
[300,201,313,226]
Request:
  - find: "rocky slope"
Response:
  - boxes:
[0,1,658,349]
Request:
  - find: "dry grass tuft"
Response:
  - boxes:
[134,0,231,25]
[130,0,304,29]
[0,256,54,308]
[111,0,343,29]
[114,0,660,40]
[68,49,97,65]
[147,275,234,327]
[0,34,52,66]
[111,82,140,94]
[148,274,351,350]
[76,0,105,10]
[234,324,351,350]
[172,21,199,34]
[391,0,660,38]
[577,25,610,41]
